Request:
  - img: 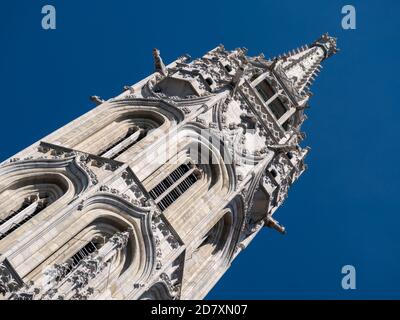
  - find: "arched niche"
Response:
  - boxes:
[142,124,236,210]
[30,216,133,285]
[51,101,184,161]
[139,124,237,242]
[0,160,87,247]
[0,174,68,217]
[180,123,236,189]
[26,195,155,299]
[73,109,167,158]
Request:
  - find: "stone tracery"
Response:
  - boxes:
[0,34,337,299]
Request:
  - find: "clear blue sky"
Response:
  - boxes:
[1,0,399,299]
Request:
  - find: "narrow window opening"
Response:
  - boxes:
[0,199,31,226]
[98,127,134,156]
[58,240,102,280]
[149,163,199,211]
[109,129,147,159]
[99,126,147,159]
[0,196,48,241]
[255,80,288,120]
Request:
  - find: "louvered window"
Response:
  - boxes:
[61,241,99,277]
[149,163,199,211]
[51,241,101,282]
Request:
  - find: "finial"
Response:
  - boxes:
[312,33,339,59]
[152,48,168,76]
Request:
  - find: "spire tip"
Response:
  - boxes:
[312,33,339,59]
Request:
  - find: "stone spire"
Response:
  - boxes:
[273,33,338,94]
[0,37,336,301]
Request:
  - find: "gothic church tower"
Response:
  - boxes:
[0,34,337,300]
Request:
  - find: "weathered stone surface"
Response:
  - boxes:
[0,35,337,300]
